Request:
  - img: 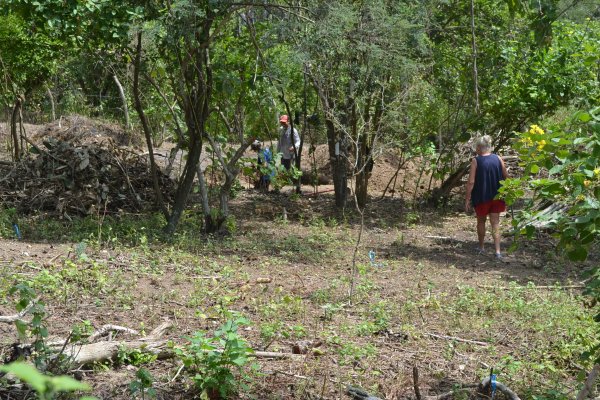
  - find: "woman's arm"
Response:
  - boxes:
[499,155,508,179]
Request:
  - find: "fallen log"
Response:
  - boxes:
[47,321,303,366]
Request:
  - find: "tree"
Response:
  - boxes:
[295,1,428,208]
[425,0,600,202]
[0,14,58,160]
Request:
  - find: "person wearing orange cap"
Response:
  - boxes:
[276,114,300,170]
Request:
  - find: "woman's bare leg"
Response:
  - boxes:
[489,213,501,254]
[477,215,487,250]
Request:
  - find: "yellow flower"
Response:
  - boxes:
[520,137,534,147]
[576,194,585,202]
[584,180,591,187]
[529,124,545,135]
[594,168,600,176]
[537,140,546,151]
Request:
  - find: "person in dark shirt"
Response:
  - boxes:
[251,140,274,192]
[465,135,508,258]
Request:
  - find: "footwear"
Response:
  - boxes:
[495,252,503,259]
[476,247,485,255]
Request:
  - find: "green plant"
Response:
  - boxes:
[129,367,156,399]
[173,317,255,400]
[0,362,94,400]
[117,346,158,367]
[9,284,49,368]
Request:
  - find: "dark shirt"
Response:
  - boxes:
[471,154,504,207]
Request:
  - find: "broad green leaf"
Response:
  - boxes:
[567,246,588,261]
[0,362,47,393]
[50,375,90,392]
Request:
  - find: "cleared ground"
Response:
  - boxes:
[0,190,595,399]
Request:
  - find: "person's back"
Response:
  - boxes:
[471,154,504,207]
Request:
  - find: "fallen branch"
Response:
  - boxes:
[87,324,140,342]
[426,332,489,346]
[425,387,473,400]
[45,321,302,366]
[413,366,422,400]
[0,298,39,324]
[479,284,584,290]
[52,322,172,365]
[478,375,521,400]
[253,351,304,360]
[576,364,600,400]
[425,235,453,241]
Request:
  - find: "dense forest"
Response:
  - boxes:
[0,0,599,399]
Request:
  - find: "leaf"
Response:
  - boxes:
[577,112,592,122]
[530,164,540,174]
[50,375,90,392]
[567,246,588,262]
[0,362,47,393]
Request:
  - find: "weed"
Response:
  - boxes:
[117,346,158,367]
[129,368,156,399]
[173,316,256,400]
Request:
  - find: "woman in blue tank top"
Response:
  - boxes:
[465,135,508,258]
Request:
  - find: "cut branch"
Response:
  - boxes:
[426,332,489,346]
[0,299,38,324]
[87,325,140,342]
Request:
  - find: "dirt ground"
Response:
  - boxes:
[0,119,595,399]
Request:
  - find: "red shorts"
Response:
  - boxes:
[474,199,506,217]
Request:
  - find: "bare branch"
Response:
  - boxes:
[88,325,140,342]
[0,298,39,324]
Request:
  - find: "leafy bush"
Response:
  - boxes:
[173,317,255,400]
[499,112,600,261]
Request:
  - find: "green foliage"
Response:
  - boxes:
[129,368,156,399]
[117,346,158,367]
[499,112,600,261]
[173,317,255,399]
[0,362,92,400]
[9,284,49,365]
[0,14,58,102]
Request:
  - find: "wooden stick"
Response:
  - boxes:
[479,284,585,290]
[426,332,489,346]
[413,366,422,400]
[425,387,472,400]
[88,324,140,342]
[576,364,600,400]
[0,298,39,323]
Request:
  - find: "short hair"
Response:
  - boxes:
[474,135,492,152]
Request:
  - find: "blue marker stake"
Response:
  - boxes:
[490,374,497,400]
[368,250,376,266]
[368,250,384,267]
[13,224,22,240]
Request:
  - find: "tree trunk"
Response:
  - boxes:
[132,31,169,221]
[113,73,130,130]
[327,119,347,208]
[46,85,56,121]
[165,131,203,234]
[10,97,22,162]
[197,165,210,217]
[355,136,369,209]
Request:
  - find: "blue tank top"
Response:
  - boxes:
[471,154,504,206]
